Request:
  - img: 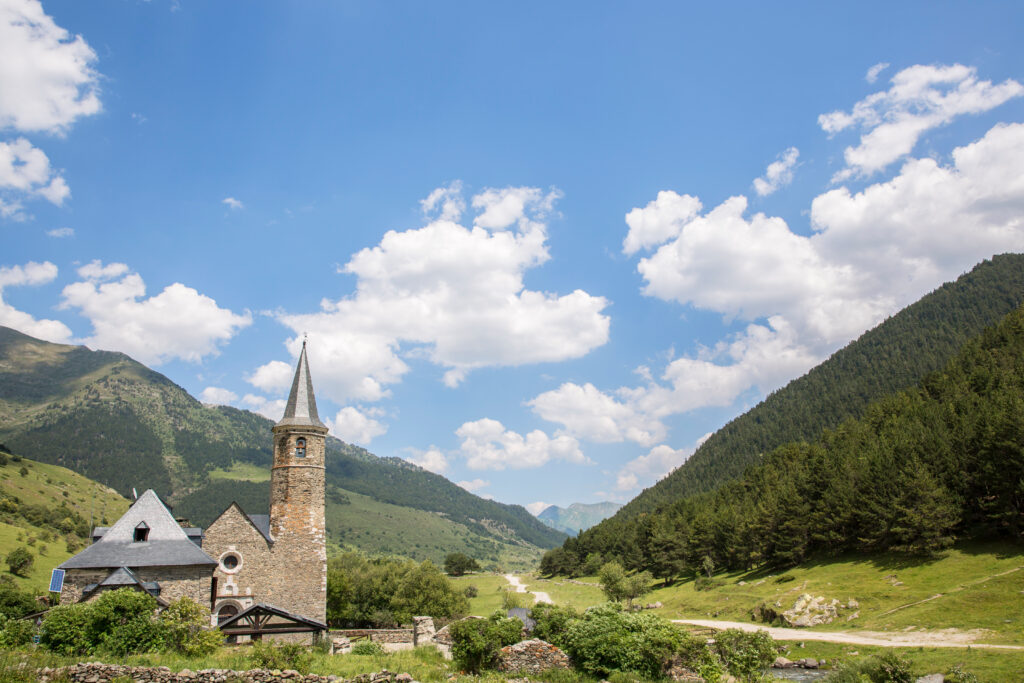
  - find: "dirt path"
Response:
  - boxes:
[673,619,1024,651]
[505,574,553,604]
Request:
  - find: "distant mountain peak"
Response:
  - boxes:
[536,501,621,535]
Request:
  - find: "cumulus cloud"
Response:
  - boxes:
[587,112,1024,449]
[456,478,490,493]
[241,394,286,421]
[59,260,252,365]
[329,405,387,445]
[455,417,588,471]
[865,62,890,83]
[0,260,72,342]
[528,381,666,446]
[819,63,1023,180]
[46,226,73,238]
[622,191,702,255]
[526,501,552,516]
[199,386,238,405]
[421,181,464,221]
[615,444,693,491]
[403,446,450,474]
[222,197,243,210]
[0,0,101,134]
[267,184,609,403]
[246,360,294,392]
[752,147,799,196]
[0,138,69,205]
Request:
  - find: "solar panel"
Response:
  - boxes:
[49,569,65,593]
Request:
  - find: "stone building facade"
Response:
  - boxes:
[59,343,329,629]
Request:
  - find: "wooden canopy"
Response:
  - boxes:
[217,603,328,641]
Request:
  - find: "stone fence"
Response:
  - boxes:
[37,663,419,683]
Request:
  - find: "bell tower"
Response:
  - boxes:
[269,340,328,622]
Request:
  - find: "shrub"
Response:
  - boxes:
[41,603,92,655]
[530,603,579,649]
[773,574,796,584]
[945,664,979,683]
[0,614,34,648]
[463,585,478,598]
[249,640,313,674]
[676,630,725,681]
[826,652,915,683]
[449,612,522,673]
[712,628,777,680]
[99,612,164,655]
[0,578,39,618]
[563,603,681,678]
[693,576,723,592]
[501,588,524,610]
[351,640,385,655]
[159,597,221,656]
[89,589,163,656]
[4,548,33,577]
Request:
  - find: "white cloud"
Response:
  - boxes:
[329,405,387,445]
[615,443,695,492]
[199,386,238,405]
[222,197,243,210]
[865,62,890,83]
[457,478,490,493]
[241,394,286,421]
[528,381,666,446]
[456,417,588,471]
[819,63,1023,180]
[271,184,609,402]
[0,0,100,134]
[526,501,552,516]
[0,138,69,206]
[622,190,702,255]
[752,147,799,196]
[420,181,464,221]
[403,446,450,474]
[59,261,252,365]
[246,359,294,392]
[0,260,72,342]
[46,226,73,237]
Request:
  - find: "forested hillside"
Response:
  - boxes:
[542,300,1024,577]
[0,326,565,561]
[608,255,1024,524]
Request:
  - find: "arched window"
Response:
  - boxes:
[295,437,306,458]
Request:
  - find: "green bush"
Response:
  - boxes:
[463,585,478,598]
[449,612,522,673]
[0,614,34,648]
[945,664,979,683]
[825,652,915,683]
[0,578,39,619]
[40,603,92,655]
[712,628,776,680]
[693,576,723,591]
[88,589,161,655]
[351,640,385,655]
[249,640,313,674]
[563,603,681,678]
[98,613,164,655]
[675,630,725,681]
[4,548,33,578]
[159,597,222,656]
[530,603,579,649]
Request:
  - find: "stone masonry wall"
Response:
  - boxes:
[204,503,275,621]
[268,425,328,624]
[38,662,398,682]
[134,565,212,605]
[59,569,108,604]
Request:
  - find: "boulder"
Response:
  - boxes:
[915,676,944,683]
[772,656,795,669]
[782,593,838,627]
[847,597,859,609]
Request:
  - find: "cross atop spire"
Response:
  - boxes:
[276,340,326,429]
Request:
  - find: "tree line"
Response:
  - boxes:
[543,302,1024,579]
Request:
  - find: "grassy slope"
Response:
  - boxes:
[448,573,512,615]
[327,490,543,571]
[0,455,130,592]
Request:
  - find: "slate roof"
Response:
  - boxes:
[82,567,167,605]
[92,525,203,547]
[276,341,326,429]
[246,514,273,543]
[59,489,217,570]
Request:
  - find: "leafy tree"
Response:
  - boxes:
[0,578,38,618]
[444,552,480,576]
[159,596,222,656]
[529,603,579,649]
[89,588,162,655]
[621,570,653,608]
[40,603,92,655]
[391,560,469,623]
[712,629,777,681]
[4,548,33,577]
[449,611,522,673]
[598,561,627,603]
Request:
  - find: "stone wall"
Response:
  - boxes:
[497,639,571,674]
[135,565,213,605]
[59,569,108,604]
[37,663,411,683]
[205,503,275,622]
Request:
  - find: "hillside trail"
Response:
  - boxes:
[504,574,553,604]
[672,619,1024,651]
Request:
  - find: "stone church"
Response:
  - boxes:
[58,342,329,628]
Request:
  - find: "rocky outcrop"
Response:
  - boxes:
[496,639,571,674]
[782,593,840,627]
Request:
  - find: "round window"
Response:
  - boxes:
[221,553,240,571]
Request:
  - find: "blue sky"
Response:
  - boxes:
[4,1,1024,514]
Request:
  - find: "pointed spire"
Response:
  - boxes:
[276,340,326,429]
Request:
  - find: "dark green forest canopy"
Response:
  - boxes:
[544,300,1024,577]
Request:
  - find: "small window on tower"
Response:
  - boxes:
[295,438,306,458]
[134,522,149,543]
